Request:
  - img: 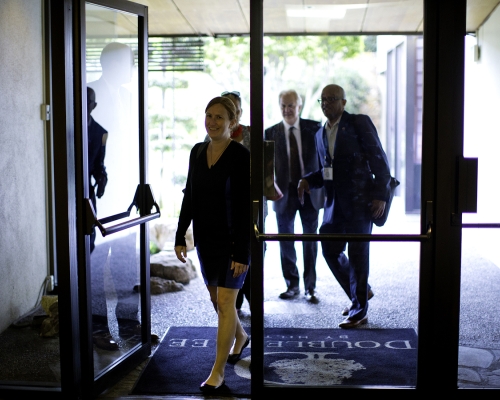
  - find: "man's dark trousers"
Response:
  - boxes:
[320,204,372,321]
[276,183,319,292]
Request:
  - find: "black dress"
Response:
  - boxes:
[175,140,251,288]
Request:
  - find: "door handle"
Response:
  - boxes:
[253,201,431,242]
[85,184,160,237]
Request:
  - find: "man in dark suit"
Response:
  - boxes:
[87,87,108,254]
[298,84,391,328]
[265,90,323,303]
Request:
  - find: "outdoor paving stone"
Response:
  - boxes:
[458,346,494,368]
[492,349,500,361]
[485,374,500,387]
[458,367,481,382]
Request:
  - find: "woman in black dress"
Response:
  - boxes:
[175,96,251,393]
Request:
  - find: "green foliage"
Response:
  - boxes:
[149,241,160,255]
[202,35,363,87]
[172,174,187,186]
[330,66,371,114]
[260,36,367,121]
[176,116,197,133]
[149,110,171,129]
[201,35,368,122]
[364,36,377,52]
[263,35,362,63]
[149,78,188,91]
[148,73,199,216]
[203,37,252,96]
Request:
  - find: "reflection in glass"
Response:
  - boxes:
[91,228,141,373]
[85,3,141,377]
[87,40,139,219]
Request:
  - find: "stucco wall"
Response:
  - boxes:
[0,0,48,332]
[464,4,500,223]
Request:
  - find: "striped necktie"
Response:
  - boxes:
[289,126,301,185]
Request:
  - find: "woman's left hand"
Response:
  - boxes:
[174,245,187,263]
[231,261,248,277]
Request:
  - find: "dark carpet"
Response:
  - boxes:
[131,326,417,396]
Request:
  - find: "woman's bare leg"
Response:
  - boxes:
[207,285,218,313]
[206,284,248,359]
[229,315,249,356]
[203,286,243,387]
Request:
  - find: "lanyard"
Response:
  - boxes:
[322,124,333,166]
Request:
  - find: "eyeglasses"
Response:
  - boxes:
[221,91,241,98]
[317,96,343,104]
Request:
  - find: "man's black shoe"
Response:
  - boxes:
[339,315,368,329]
[93,332,119,351]
[279,287,300,299]
[342,289,374,316]
[306,290,320,304]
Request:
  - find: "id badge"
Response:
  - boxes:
[323,167,333,180]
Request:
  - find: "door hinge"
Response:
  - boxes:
[41,104,50,121]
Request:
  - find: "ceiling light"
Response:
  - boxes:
[286,4,368,20]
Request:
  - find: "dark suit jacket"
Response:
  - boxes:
[304,111,391,223]
[265,118,324,213]
[88,116,107,181]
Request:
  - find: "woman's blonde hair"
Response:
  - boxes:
[205,96,237,121]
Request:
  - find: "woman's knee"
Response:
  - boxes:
[216,288,238,310]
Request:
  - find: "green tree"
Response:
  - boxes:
[149,74,195,210]
[203,37,251,91]
[202,35,372,122]
[263,35,363,120]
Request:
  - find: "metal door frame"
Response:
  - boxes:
[248,0,470,393]
[78,0,154,397]
[50,0,152,398]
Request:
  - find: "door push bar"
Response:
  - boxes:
[253,200,433,242]
[85,184,160,237]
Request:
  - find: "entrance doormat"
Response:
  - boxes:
[131,326,417,396]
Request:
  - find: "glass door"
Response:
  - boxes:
[251,1,426,393]
[80,0,157,396]
[250,0,468,394]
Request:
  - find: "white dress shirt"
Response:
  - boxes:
[325,118,340,158]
